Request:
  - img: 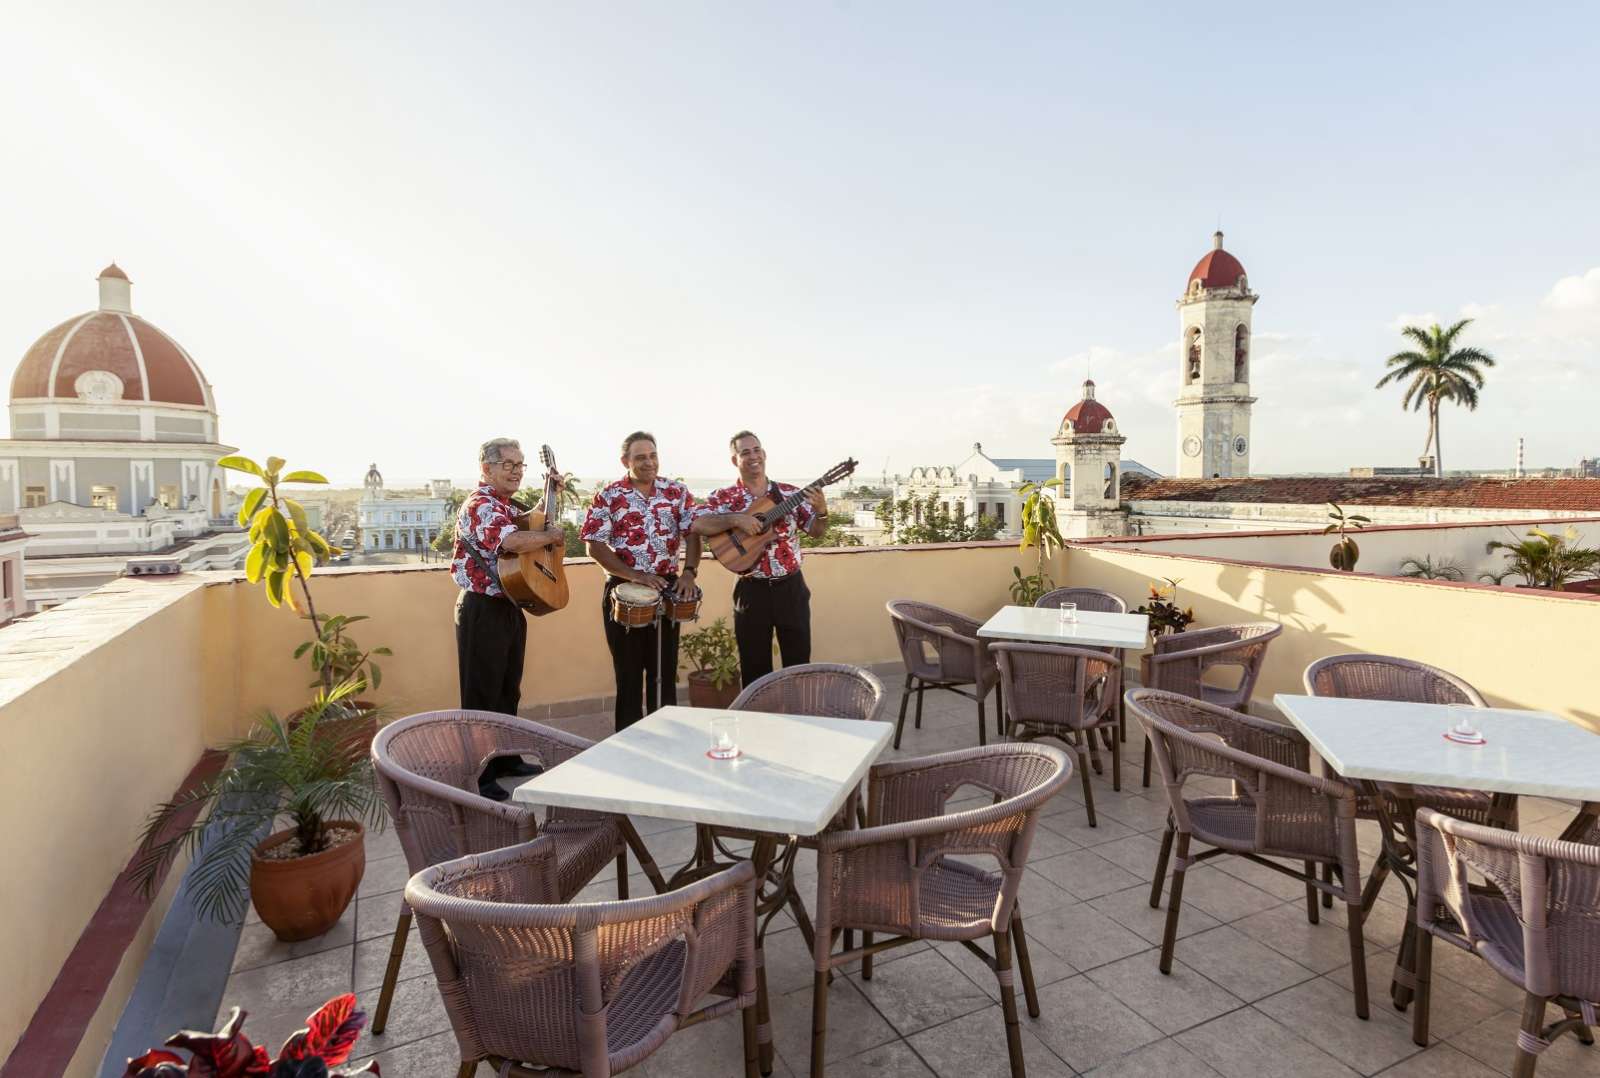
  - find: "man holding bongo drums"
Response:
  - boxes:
[581,431,703,731]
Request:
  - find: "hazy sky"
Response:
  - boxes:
[3,3,1597,485]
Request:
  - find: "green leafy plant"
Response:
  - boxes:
[294,614,391,694]
[1323,503,1371,572]
[1009,479,1063,604]
[1480,526,1600,589]
[1132,578,1196,637]
[1396,555,1466,581]
[680,617,740,690]
[875,494,1000,545]
[129,680,387,924]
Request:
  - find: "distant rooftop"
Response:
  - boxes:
[1122,475,1600,510]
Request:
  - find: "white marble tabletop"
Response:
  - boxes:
[512,705,894,836]
[977,605,1150,651]
[1273,694,1600,802]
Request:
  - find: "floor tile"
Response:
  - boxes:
[1026,975,1165,1072]
[769,976,898,1067]
[1084,953,1244,1035]
[847,947,993,1036]
[1254,977,1424,1075]
[1016,901,1150,973]
[1372,1042,1505,1077]
[1175,1006,1358,1078]
[354,930,434,992]
[908,1007,1074,1078]
[1170,866,1285,924]
[1167,925,1318,1002]
[1085,1036,1223,1077]
[1031,848,1146,901]
[231,905,355,972]
[1087,883,1220,946]
[1230,902,1364,974]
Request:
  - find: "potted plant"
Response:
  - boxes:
[680,617,741,708]
[132,680,387,941]
[291,612,391,760]
[1480,525,1600,589]
[1132,577,1196,638]
[1324,503,1371,571]
[123,993,379,1076]
[1009,479,1064,604]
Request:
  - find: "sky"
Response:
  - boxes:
[2,2,1598,486]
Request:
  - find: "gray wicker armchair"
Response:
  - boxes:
[1139,622,1282,786]
[1413,808,1600,1070]
[808,743,1072,1078]
[886,599,1003,749]
[1034,586,1128,617]
[1129,688,1370,1020]
[370,710,666,1035]
[407,838,762,1078]
[992,641,1121,825]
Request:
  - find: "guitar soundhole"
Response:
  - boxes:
[536,564,556,581]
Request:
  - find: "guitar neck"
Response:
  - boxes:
[759,475,827,526]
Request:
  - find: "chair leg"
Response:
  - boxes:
[1150,825,1174,908]
[1141,733,1152,787]
[756,949,774,1075]
[743,999,761,1078]
[622,821,668,894]
[1321,862,1335,910]
[1411,926,1432,1046]
[1158,833,1190,974]
[1360,857,1391,914]
[457,1062,477,1078]
[977,695,987,747]
[993,928,1027,1078]
[1012,909,1040,1019]
[995,680,1005,739]
[1110,727,1121,792]
[862,931,874,980]
[810,969,830,1078]
[893,674,912,749]
[1078,750,1097,827]
[1513,993,1548,1078]
[1346,900,1370,1020]
[915,685,925,730]
[616,850,629,899]
[370,906,412,1034]
[1303,862,1319,925]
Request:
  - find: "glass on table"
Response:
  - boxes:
[1443,705,1485,745]
[1057,602,1077,626]
[708,715,741,759]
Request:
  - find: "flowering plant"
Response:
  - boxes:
[123,994,378,1076]
[1132,578,1195,637]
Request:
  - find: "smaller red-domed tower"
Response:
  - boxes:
[1051,379,1129,538]
[1176,231,1258,479]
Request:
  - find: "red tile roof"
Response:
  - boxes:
[1121,476,1600,511]
[1188,248,1247,290]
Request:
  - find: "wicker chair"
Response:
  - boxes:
[992,641,1121,826]
[1413,808,1600,1070]
[1129,688,1370,1020]
[370,710,667,1036]
[1139,622,1282,787]
[1034,586,1128,618]
[407,838,762,1078]
[886,599,1003,749]
[808,743,1072,1077]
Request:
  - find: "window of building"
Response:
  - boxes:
[1234,324,1249,382]
[1186,328,1202,384]
[158,484,180,509]
[995,502,1006,526]
[91,485,118,510]
[2,561,11,600]
[1103,463,1118,501]
[24,485,47,509]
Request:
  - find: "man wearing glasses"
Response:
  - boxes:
[451,437,565,799]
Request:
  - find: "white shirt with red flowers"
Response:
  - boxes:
[702,481,815,579]
[452,483,521,596]
[580,477,698,577]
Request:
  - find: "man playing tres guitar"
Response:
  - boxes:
[693,430,827,687]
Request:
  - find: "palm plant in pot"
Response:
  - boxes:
[680,617,741,708]
[132,679,386,941]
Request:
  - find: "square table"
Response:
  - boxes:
[977,605,1150,651]
[514,704,894,1073]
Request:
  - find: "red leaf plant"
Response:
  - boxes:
[123,994,379,1077]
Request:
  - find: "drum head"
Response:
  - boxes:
[615,582,660,604]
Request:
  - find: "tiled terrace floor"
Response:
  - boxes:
[218,681,1597,1078]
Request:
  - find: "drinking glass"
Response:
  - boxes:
[1058,602,1078,626]
[708,716,741,759]
[1444,705,1484,745]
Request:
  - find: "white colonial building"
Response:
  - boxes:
[3,265,248,610]
[358,464,449,551]
[1176,231,1257,479]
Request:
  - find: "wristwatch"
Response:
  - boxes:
[684,565,698,576]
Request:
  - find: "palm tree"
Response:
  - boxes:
[1375,319,1495,477]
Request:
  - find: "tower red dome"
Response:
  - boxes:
[1187,231,1248,291]
[1063,379,1115,433]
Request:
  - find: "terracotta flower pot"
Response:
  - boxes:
[687,670,741,709]
[250,821,366,942]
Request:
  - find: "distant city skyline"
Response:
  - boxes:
[4,4,1597,483]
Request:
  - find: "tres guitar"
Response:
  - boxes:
[705,458,858,575]
[498,445,571,615]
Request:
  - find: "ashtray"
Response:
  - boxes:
[705,748,742,761]
[1443,730,1487,746]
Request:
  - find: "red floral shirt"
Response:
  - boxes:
[451,483,521,596]
[580,477,697,577]
[702,481,816,579]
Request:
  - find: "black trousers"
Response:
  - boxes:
[732,572,811,688]
[455,590,527,782]
[602,577,680,731]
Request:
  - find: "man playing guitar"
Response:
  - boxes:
[693,431,827,687]
[581,431,703,731]
[451,437,565,800]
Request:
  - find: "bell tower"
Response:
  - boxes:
[1176,231,1257,478]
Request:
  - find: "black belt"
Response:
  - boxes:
[739,571,803,587]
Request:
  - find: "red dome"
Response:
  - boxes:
[9,268,212,409]
[1187,231,1248,290]
[1063,379,1114,433]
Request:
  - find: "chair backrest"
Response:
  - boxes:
[1035,587,1127,615]
[1304,653,1485,707]
[1416,807,1600,1002]
[1127,689,1355,866]
[992,641,1117,734]
[372,709,593,873]
[407,838,758,1074]
[731,663,885,722]
[886,599,980,682]
[1147,622,1282,704]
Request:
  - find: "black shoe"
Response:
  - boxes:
[477,781,511,802]
[497,758,545,778]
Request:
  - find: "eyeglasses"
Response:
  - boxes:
[494,460,527,471]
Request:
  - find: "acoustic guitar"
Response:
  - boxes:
[704,458,858,575]
[498,445,571,614]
